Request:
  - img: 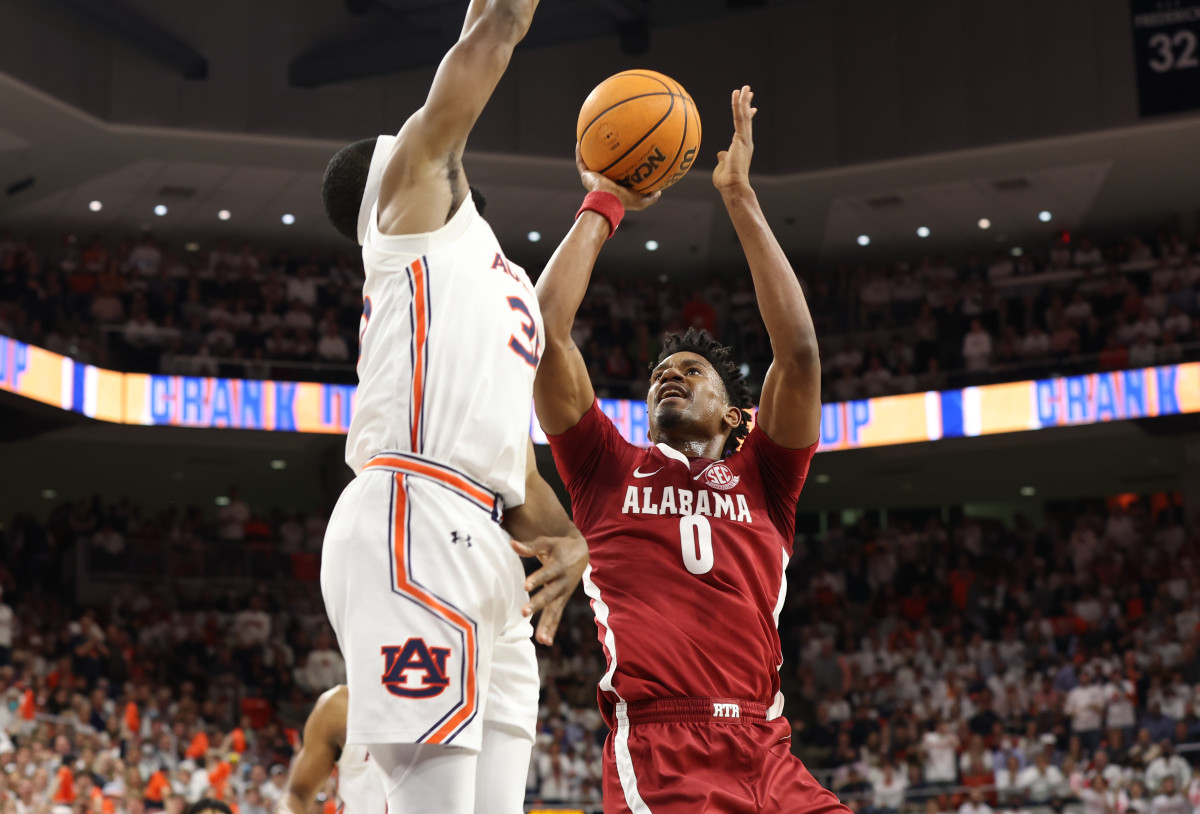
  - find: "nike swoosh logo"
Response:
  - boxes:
[633,467,663,479]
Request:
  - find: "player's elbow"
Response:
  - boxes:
[774,338,820,374]
[468,2,535,48]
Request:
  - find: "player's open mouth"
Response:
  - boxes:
[657,383,689,404]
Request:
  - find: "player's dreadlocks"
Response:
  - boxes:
[653,327,755,453]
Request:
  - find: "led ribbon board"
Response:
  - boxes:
[2,335,1198,450]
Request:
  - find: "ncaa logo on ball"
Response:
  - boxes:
[702,464,740,491]
[598,121,621,151]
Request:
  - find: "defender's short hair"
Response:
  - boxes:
[322,137,377,243]
[653,327,755,451]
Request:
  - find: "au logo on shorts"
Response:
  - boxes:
[381,639,452,698]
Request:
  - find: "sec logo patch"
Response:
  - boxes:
[701,463,740,491]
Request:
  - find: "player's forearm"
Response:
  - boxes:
[506,476,583,544]
[535,212,609,343]
[721,183,819,364]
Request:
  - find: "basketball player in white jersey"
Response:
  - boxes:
[277,687,385,814]
[317,0,588,812]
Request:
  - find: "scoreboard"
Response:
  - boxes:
[1132,0,1200,116]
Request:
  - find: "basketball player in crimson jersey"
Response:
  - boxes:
[317,0,590,811]
[277,687,386,814]
[535,88,848,813]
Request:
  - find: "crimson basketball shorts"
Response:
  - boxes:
[320,451,539,753]
[602,698,853,814]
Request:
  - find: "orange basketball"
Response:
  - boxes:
[577,70,701,195]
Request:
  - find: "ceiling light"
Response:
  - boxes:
[527,231,541,243]
[215,496,231,506]
[657,274,669,283]
[645,240,659,251]
[1011,246,1024,257]
[815,474,831,484]
[218,209,231,221]
[184,242,200,252]
[281,214,295,225]
[88,201,102,212]
[1019,486,1036,497]
[270,459,287,470]
[1038,210,1052,223]
[977,218,991,230]
[41,489,57,500]
[154,204,168,216]
[916,226,930,238]
[857,235,870,246]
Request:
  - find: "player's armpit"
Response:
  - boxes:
[504,440,589,645]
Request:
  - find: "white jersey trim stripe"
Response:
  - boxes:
[582,565,621,696]
[769,546,790,720]
[614,702,653,814]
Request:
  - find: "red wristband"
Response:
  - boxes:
[576,191,625,238]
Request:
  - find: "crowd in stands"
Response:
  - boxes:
[3,489,1200,810]
[3,228,1200,399]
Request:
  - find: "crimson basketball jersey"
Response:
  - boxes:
[546,402,816,726]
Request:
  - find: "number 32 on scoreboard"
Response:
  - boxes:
[1148,29,1199,72]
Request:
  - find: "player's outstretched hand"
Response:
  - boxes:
[576,143,662,212]
[512,533,589,645]
[713,85,757,193]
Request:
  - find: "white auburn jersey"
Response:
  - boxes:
[347,198,543,507]
[335,743,386,814]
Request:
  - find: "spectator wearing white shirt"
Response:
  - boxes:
[1132,309,1163,341]
[1074,237,1104,268]
[1080,775,1117,814]
[962,319,993,372]
[1020,327,1051,360]
[1163,305,1191,338]
[1146,742,1190,794]
[1064,292,1095,325]
[1018,752,1066,803]
[1151,775,1189,814]
[922,720,959,787]
[0,587,13,666]
[869,759,908,814]
[217,487,250,541]
[316,323,350,363]
[988,251,1015,283]
[283,300,314,332]
[958,789,994,814]
[1106,673,1139,738]
[298,634,346,692]
[285,266,319,308]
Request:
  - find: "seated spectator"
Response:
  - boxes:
[1018,752,1066,803]
[868,757,908,814]
[962,319,993,371]
[860,357,893,398]
[1151,775,1188,814]
[1020,326,1051,360]
[959,788,994,814]
[315,324,349,364]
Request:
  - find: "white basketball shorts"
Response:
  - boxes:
[320,451,539,752]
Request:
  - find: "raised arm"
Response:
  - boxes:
[715,87,821,449]
[276,687,345,814]
[378,0,539,234]
[503,439,588,645]
[534,148,660,435]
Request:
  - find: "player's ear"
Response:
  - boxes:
[723,405,742,430]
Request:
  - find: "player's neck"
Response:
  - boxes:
[654,435,725,461]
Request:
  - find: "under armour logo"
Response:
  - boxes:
[450,531,472,547]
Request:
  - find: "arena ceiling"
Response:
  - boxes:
[1,69,1199,275]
